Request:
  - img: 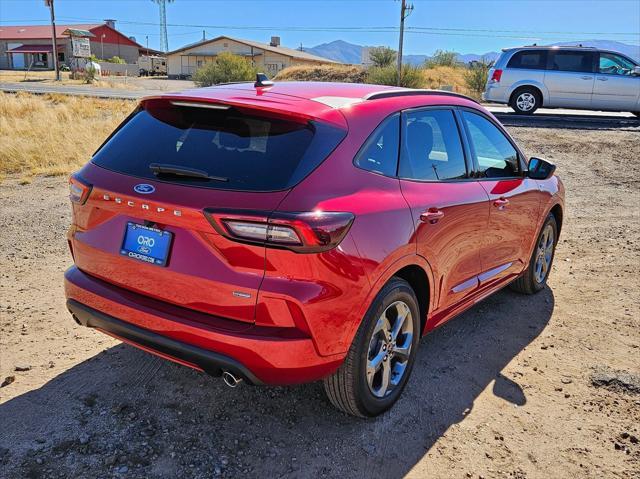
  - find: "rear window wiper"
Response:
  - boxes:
[149,163,228,182]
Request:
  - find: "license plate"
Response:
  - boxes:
[120,222,173,267]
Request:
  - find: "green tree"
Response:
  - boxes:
[368,46,397,68]
[192,52,259,87]
[426,50,459,68]
[367,64,425,89]
[464,58,491,97]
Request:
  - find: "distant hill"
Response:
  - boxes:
[303,40,362,64]
[304,39,639,65]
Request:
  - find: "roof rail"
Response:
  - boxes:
[365,89,479,104]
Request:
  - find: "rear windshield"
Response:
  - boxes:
[92,101,346,191]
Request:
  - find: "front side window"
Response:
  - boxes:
[462,111,520,178]
[549,51,594,73]
[599,53,636,76]
[507,50,547,70]
[399,109,467,181]
[354,114,399,177]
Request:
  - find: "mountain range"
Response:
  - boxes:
[304,39,640,65]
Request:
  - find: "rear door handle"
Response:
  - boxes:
[420,208,445,224]
[580,76,593,80]
[493,197,509,209]
[597,77,608,81]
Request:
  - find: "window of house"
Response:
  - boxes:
[399,109,467,181]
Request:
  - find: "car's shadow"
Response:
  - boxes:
[0,287,554,478]
[494,111,639,131]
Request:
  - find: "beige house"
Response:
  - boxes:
[166,35,337,79]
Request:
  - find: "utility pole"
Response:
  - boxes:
[202,30,206,41]
[45,0,60,81]
[396,0,414,86]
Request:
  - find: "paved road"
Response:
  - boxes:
[2,81,638,129]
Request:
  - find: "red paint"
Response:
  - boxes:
[64,82,564,385]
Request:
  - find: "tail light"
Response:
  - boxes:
[69,174,92,205]
[204,209,355,253]
[490,69,503,83]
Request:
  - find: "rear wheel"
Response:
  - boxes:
[511,213,558,294]
[632,112,640,118]
[323,277,420,417]
[510,87,541,115]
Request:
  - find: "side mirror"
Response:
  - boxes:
[632,66,640,76]
[527,157,556,180]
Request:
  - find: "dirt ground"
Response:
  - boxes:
[0,124,639,479]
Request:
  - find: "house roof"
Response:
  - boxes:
[167,35,338,64]
[0,24,101,40]
[0,23,145,50]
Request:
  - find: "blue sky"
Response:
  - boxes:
[1,0,639,54]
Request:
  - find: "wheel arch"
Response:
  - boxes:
[509,82,547,107]
[550,203,563,239]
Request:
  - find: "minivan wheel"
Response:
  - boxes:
[510,87,541,115]
[511,213,558,294]
[632,112,640,118]
[323,277,420,417]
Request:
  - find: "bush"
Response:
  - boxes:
[368,46,396,68]
[107,56,126,64]
[426,50,459,68]
[464,59,491,98]
[366,64,425,89]
[274,64,367,83]
[192,52,258,87]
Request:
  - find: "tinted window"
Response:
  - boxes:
[92,102,346,191]
[354,114,399,177]
[599,52,637,75]
[549,51,594,73]
[507,50,547,70]
[462,111,519,178]
[399,109,466,181]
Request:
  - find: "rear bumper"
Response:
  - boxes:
[482,85,509,104]
[64,266,344,385]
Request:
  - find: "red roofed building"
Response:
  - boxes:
[0,21,158,70]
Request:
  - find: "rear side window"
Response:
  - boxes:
[507,50,548,70]
[353,114,400,177]
[92,102,346,191]
[462,111,520,178]
[548,51,595,73]
[399,109,467,181]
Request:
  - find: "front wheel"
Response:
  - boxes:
[511,213,558,294]
[323,277,420,417]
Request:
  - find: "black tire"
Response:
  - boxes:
[511,213,558,294]
[323,277,421,417]
[632,112,640,118]
[510,87,541,115]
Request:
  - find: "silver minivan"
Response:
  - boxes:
[483,46,640,115]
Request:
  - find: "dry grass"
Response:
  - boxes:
[0,92,135,180]
[0,70,141,90]
[274,64,367,83]
[422,66,473,96]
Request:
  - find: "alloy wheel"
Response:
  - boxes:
[516,92,536,112]
[534,223,555,283]
[366,301,414,398]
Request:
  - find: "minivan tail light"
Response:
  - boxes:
[490,69,503,83]
[204,209,355,253]
[69,174,92,205]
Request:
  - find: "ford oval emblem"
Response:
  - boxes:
[133,184,155,194]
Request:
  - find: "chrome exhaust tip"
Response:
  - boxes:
[222,371,242,388]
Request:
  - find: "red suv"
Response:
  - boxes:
[65,80,564,417]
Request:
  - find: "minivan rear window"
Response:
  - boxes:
[507,50,547,70]
[92,102,346,191]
